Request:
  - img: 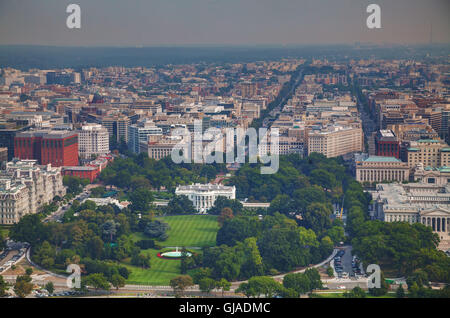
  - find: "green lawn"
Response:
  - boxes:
[124,249,195,286]
[156,215,219,247]
[125,215,219,285]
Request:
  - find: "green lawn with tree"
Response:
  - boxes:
[125,215,218,285]
[122,249,197,285]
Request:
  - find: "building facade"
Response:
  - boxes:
[175,183,236,213]
[14,130,79,167]
[413,165,450,186]
[407,139,450,168]
[0,159,66,224]
[375,130,400,159]
[355,156,410,183]
[78,124,109,159]
[127,119,163,154]
[307,125,364,158]
[371,181,450,250]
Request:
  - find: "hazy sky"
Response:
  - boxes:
[0,0,448,46]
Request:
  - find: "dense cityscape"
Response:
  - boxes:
[0,45,448,301]
[0,1,449,309]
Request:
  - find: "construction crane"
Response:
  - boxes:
[338,194,345,219]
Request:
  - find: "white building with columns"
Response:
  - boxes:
[175,183,236,214]
[371,181,450,250]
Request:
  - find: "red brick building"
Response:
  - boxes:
[61,154,113,182]
[14,130,78,167]
[62,166,100,182]
[375,129,400,159]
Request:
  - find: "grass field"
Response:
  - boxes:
[123,249,197,286]
[156,215,219,247]
[125,215,218,285]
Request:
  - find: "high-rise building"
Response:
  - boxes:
[99,115,130,143]
[78,124,110,159]
[0,123,30,161]
[375,130,400,159]
[14,130,79,167]
[127,119,163,154]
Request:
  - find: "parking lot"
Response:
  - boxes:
[332,246,364,279]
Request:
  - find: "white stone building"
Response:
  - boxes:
[78,124,110,159]
[371,181,450,250]
[0,159,66,224]
[175,183,236,213]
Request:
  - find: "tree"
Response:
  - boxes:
[63,175,83,195]
[236,282,255,298]
[33,241,56,268]
[131,252,151,269]
[344,286,366,298]
[145,220,170,241]
[302,202,333,234]
[45,282,54,295]
[14,276,33,298]
[180,247,190,274]
[209,197,243,215]
[310,169,336,190]
[199,277,216,295]
[10,214,47,246]
[216,216,260,247]
[269,194,292,216]
[0,276,9,297]
[129,188,154,213]
[25,268,33,276]
[283,273,311,295]
[218,207,234,227]
[192,267,213,284]
[170,275,194,297]
[165,195,196,215]
[110,274,126,290]
[243,276,283,298]
[258,227,309,273]
[84,273,110,291]
[102,220,120,242]
[216,278,231,297]
[326,266,334,277]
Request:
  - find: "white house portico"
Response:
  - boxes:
[175,183,236,214]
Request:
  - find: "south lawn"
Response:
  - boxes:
[131,214,219,248]
[125,214,218,285]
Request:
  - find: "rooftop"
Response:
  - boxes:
[364,156,402,163]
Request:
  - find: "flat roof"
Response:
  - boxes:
[364,156,402,163]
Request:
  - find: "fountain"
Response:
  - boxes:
[159,247,192,259]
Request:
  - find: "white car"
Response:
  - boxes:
[337,285,346,290]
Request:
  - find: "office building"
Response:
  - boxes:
[78,124,109,159]
[14,130,79,167]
